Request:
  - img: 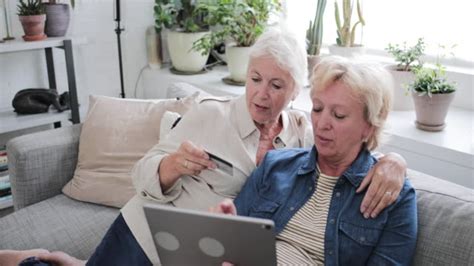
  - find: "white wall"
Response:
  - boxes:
[0,0,153,108]
[0,0,154,145]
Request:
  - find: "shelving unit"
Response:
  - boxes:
[0,37,86,211]
[0,37,86,134]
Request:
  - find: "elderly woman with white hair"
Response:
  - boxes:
[216,56,418,265]
[4,29,408,266]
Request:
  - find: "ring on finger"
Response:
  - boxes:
[385,191,392,196]
[184,160,189,169]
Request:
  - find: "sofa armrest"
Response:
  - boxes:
[7,124,82,210]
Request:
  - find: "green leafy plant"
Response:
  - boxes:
[193,0,281,54]
[386,38,425,72]
[154,0,209,34]
[334,0,365,47]
[411,54,456,97]
[17,0,45,16]
[306,0,327,55]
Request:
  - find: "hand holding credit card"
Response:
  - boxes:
[207,152,233,175]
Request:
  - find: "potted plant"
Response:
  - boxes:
[155,0,211,73]
[410,53,456,131]
[386,38,425,110]
[17,0,47,41]
[43,0,75,37]
[328,0,365,57]
[306,0,327,76]
[194,0,280,83]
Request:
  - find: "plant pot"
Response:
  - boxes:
[328,44,365,58]
[412,91,455,131]
[167,30,210,73]
[44,3,70,37]
[19,14,47,41]
[226,45,251,83]
[387,65,415,111]
[307,55,321,80]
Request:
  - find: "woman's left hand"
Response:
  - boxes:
[356,152,407,218]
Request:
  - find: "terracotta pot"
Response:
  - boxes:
[412,91,455,131]
[44,3,70,37]
[307,55,321,80]
[19,14,47,41]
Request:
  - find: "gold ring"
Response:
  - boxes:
[184,160,188,169]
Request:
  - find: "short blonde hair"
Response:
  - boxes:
[310,56,393,150]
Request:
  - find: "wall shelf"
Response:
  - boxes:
[0,37,85,133]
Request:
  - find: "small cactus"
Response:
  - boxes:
[334,0,365,47]
[17,0,45,16]
[306,0,327,55]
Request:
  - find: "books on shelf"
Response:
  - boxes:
[0,147,7,172]
[0,145,12,210]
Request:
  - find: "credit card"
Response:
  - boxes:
[207,152,233,176]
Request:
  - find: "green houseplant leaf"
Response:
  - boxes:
[386,38,425,72]
[17,0,45,16]
[192,0,281,55]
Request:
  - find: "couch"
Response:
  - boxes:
[0,90,473,265]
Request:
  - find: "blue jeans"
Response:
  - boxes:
[86,214,152,266]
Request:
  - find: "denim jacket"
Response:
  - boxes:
[234,146,417,266]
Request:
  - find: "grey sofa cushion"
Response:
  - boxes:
[408,169,474,265]
[0,194,119,260]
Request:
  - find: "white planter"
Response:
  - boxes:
[226,45,252,82]
[388,65,415,111]
[328,44,365,58]
[167,30,210,73]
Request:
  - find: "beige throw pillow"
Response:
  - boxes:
[62,94,197,208]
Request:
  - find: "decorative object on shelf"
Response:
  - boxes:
[386,38,425,110]
[154,0,211,74]
[306,0,327,77]
[328,0,365,58]
[410,47,456,132]
[194,0,281,83]
[17,0,47,41]
[12,88,70,114]
[44,0,75,37]
[2,0,15,40]
[146,25,162,69]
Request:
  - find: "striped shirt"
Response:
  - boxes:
[276,167,340,265]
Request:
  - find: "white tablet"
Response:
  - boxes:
[143,203,277,266]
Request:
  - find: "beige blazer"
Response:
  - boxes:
[121,95,313,265]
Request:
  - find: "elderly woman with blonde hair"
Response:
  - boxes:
[216,56,418,265]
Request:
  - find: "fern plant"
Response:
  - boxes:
[17,0,45,16]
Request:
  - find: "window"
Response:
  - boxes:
[285,0,474,66]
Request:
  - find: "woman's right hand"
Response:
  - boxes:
[209,199,237,215]
[159,140,216,191]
